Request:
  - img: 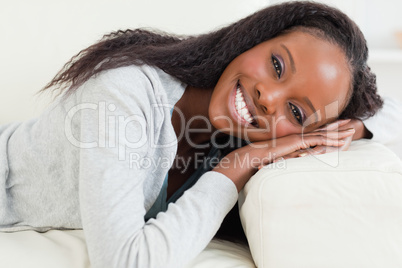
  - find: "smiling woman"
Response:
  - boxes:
[0,1,393,268]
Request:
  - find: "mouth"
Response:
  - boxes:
[231,81,259,128]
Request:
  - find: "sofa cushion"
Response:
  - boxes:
[239,140,402,268]
[0,229,255,268]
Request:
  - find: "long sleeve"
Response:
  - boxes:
[363,96,402,158]
[73,66,238,268]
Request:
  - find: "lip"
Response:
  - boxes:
[230,81,259,128]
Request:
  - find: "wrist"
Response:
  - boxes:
[362,126,373,139]
[349,119,373,140]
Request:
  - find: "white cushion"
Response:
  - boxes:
[0,229,255,268]
[239,140,402,268]
[0,230,90,268]
[185,239,255,268]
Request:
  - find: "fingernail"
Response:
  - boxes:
[339,140,346,144]
[339,119,351,123]
[298,152,308,157]
[345,128,355,132]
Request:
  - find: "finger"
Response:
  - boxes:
[302,146,325,155]
[301,137,353,156]
[300,136,346,149]
[304,137,353,155]
[313,119,351,132]
[281,151,303,159]
[280,151,306,160]
[336,118,352,128]
[284,145,338,161]
[339,135,353,151]
[323,128,355,139]
[298,146,331,156]
[306,128,355,139]
[280,146,322,161]
[306,145,340,154]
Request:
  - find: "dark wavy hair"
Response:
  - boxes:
[39,1,382,120]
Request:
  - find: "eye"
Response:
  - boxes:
[271,54,282,79]
[288,103,304,125]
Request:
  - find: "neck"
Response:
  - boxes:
[171,86,226,148]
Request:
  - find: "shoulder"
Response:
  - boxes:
[65,65,163,118]
[94,64,160,86]
[61,64,185,133]
[77,65,159,99]
[74,64,185,108]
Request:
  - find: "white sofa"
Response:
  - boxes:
[1,139,402,267]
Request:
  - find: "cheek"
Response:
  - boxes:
[273,119,301,138]
[248,64,267,79]
[237,54,267,78]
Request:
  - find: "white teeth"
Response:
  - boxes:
[236,101,246,109]
[239,108,247,117]
[235,87,255,124]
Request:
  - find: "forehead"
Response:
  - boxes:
[272,31,351,125]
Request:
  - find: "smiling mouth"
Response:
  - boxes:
[234,82,259,127]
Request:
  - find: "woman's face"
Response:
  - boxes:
[209,31,351,142]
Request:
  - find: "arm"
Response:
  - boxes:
[74,66,238,268]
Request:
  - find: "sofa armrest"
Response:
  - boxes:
[239,140,402,268]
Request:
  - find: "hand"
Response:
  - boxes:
[212,128,355,192]
[341,119,372,140]
[273,118,372,163]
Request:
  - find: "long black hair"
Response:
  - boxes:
[39,1,382,120]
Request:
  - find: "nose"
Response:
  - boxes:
[254,82,282,115]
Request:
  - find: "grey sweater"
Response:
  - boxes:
[0,65,238,267]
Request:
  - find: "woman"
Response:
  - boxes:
[0,1,389,267]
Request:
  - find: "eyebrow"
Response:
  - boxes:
[303,96,318,123]
[280,44,296,74]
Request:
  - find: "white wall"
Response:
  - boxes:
[0,0,271,124]
[270,0,402,49]
[1,0,401,124]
